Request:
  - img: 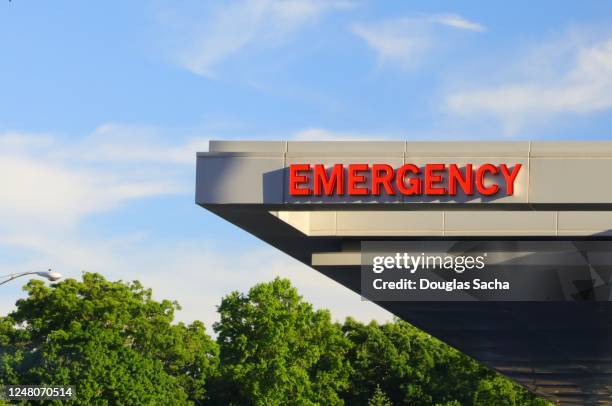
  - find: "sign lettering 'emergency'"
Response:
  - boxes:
[289,163,522,197]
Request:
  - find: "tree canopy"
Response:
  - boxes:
[0,273,218,404]
[211,278,351,405]
[0,273,549,405]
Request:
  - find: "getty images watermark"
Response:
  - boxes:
[368,250,507,294]
[360,241,612,302]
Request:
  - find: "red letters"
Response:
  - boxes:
[396,164,421,195]
[289,164,311,196]
[313,164,344,196]
[287,163,522,197]
[425,164,447,195]
[476,164,499,196]
[448,164,474,196]
[348,164,370,195]
[499,164,522,196]
[372,164,395,195]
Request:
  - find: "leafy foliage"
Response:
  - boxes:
[0,274,550,405]
[211,277,352,405]
[0,273,218,405]
[368,385,393,406]
[341,317,545,405]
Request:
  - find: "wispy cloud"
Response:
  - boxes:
[170,0,353,78]
[446,35,612,134]
[429,14,485,32]
[0,125,208,318]
[0,124,392,327]
[0,125,207,227]
[351,19,431,69]
[351,13,485,69]
[59,123,209,165]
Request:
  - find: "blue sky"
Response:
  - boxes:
[2,1,612,326]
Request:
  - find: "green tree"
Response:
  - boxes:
[473,374,551,406]
[0,273,218,405]
[211,277,351,405]
[473,374,518,405]
[0,273,551,405]
[342,318,438,405]
[342,318,549,406]
[368,385,393,406]
[425,335,492,405]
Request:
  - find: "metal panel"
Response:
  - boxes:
[444,211,556,236]
[529,158,612,204]
[558,212,612,236]
[336,211,443,236]
[287,141,405,155]
[209,140,287,153]
[405,141,530,157]
[196,155,285,204]
[531,141,612,157]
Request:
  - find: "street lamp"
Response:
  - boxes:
[0,269,62,286]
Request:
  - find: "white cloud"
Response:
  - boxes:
[59,123,209,165]
[0,124,392,328]
[352,19,430,69]
[429,14,485,32]
[446,36,612,133]
[0,131,55,150]
[0,125,209,317]
[352,14,484,69]
[0,155,176,226]
[172,0,353,77]
[0,125,207,227]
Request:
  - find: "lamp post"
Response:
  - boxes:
[0,269,62,286]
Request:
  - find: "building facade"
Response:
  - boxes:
[197,141,612,404]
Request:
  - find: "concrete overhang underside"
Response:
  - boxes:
[197,141,612,405]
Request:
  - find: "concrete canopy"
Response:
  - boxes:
[197,141,612,405]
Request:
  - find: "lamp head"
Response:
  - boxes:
[36,269,62,281]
